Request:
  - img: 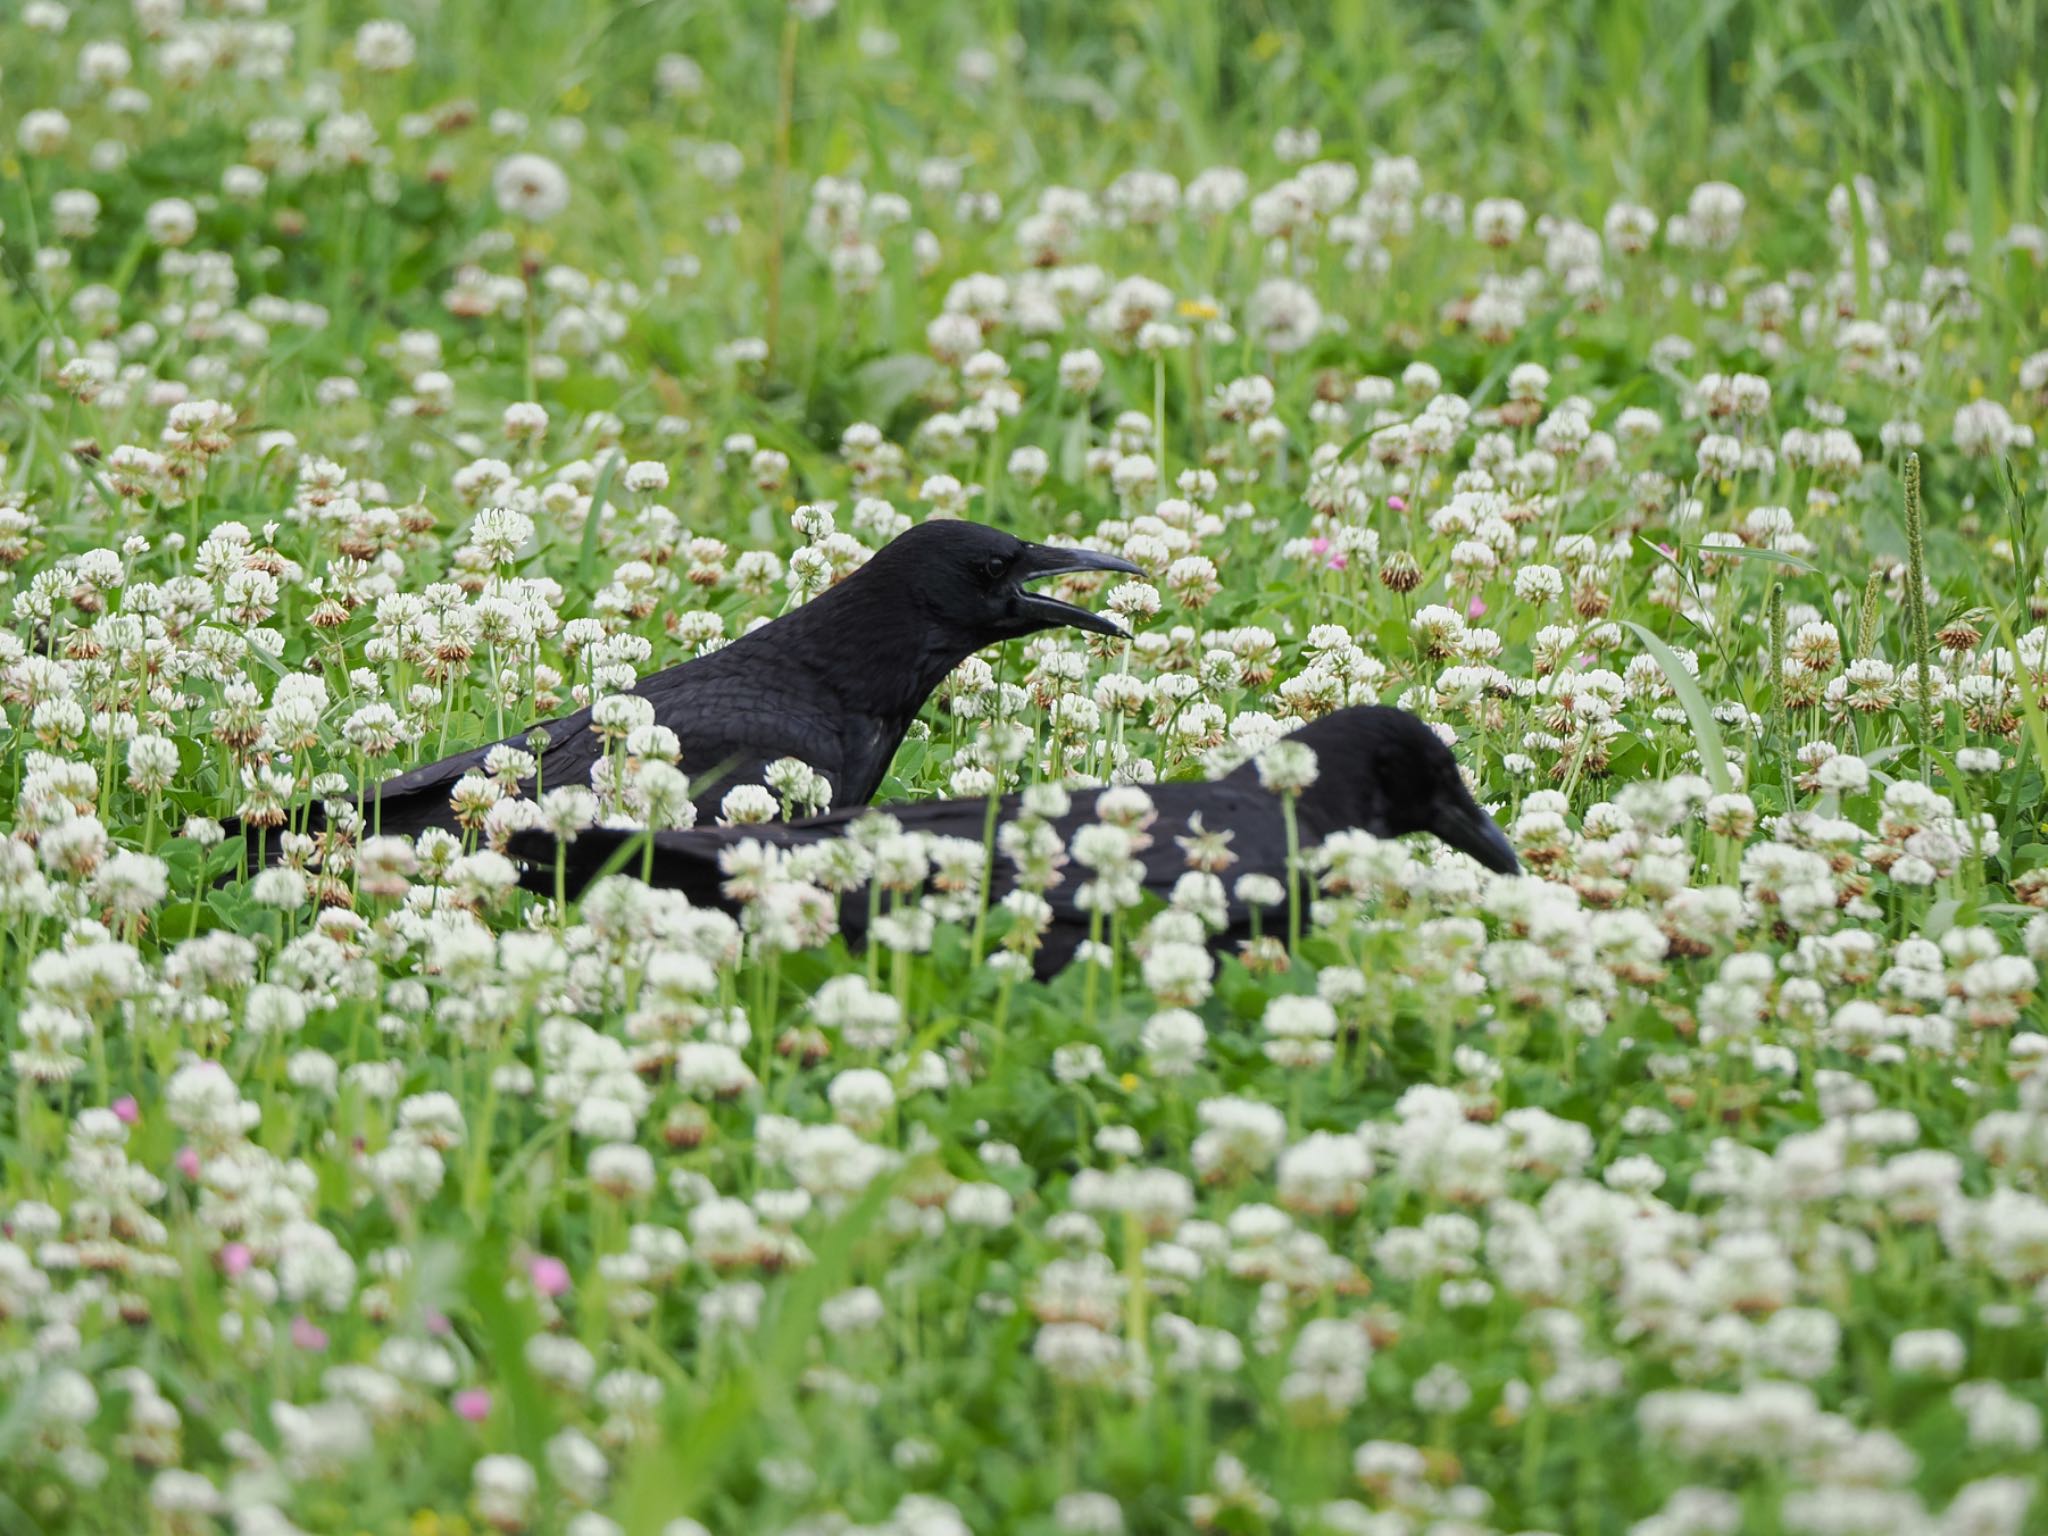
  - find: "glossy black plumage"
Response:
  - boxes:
[509,705,1519,977]
[247,522,1137,846]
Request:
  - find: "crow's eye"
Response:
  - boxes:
[983,555,1010,581]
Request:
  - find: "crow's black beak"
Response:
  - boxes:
[1435,800,1520,875]
[1012,543,1143,636]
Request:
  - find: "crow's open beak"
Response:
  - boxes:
[1436,800,1521,875]
[1013,543,1144,636]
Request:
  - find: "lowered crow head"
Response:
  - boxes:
[874,521,1142,642]
[1289,705,1521,875]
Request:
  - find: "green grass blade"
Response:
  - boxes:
[1621,620,1732,794]
[575,451,622,597]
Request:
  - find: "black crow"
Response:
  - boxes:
[509,705,1519,976]
[243,522,1139,846]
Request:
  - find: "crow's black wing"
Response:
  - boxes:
[228,707,595,854]
[346,669,870,846]
[653,687,860,807]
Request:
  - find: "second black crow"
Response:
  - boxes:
[509,705,1519,977]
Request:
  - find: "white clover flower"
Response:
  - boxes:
[1890,1329,1966,1378]
[472,1455,538,1528]
[249,867,309,910]
[502,401,549,442]
[827,1068,895,1134]
[656,53,706,98]
[1254,740,1318,794]
[718,784,780,826]
[493,153,572,223]
[1007,445,1050,486]
[17,109,72,157]
[1816,754,1870,794]
[145,197,198,246]
[1472,197,1527,246]
[1244,279,1321,353]
[1684,180,1746,248]
[354,19,416,71]
[1954,399,2021,458]
[1054,1492,1125,1536]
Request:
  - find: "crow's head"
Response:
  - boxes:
[876,521,1142,643]
[1283,706,1520,875]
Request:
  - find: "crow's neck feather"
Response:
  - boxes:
[738,574,971,721]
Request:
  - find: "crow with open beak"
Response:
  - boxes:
[510,704,1522,978]
[239,520,1140,848]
